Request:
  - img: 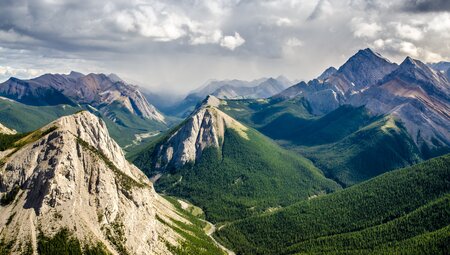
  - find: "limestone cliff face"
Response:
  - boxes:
[0,111,199,255]
[153,96,248,170]
[0,123,16,134]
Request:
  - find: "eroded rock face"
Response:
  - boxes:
[0,111,189,255]
[0,72,165,123]
[0,123,16,135]
[276,49,397,104]
[331,48,398,93]
[153,96,248,170]
[275,50,450,150]
[350,57,450,148]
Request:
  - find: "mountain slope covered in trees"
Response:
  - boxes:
[133,97,341,223]
[216,153,450,255]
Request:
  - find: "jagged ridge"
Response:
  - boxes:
[0,111,222,255]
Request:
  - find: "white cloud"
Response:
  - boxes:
[427,13,450,37]
[371,38,443,62]
[373,39,385,48]
[190,30,223,45]
[114,5,193,42]
[399,41,419,56]
[422,51,443,62]
[0,66,43,81]
[286,37,303,47]
[276,17,293,26]
[220,32,245,50]
[394,23,424,41]
[0,0,449,92]
[352,18,382,38]
[190,30,246,51]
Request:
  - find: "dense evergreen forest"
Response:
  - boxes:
[215,154,450,255]
[136,128,340,223]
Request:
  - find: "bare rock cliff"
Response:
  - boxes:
[0,123,16,135]
[0,111,208,254]
[153,96,248,170]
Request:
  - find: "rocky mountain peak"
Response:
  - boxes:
[107,73,124,83]
[266,77,277,83]
[350,55,450,149]
[68,71,85,78]
[398,56,434,74]
[152,97,248,171]
[275,75,292,87]
[335,48,398,89]
[200,94,221,109]
[0,111,209,254]
[318,66,337,81]
[384,57,450,99]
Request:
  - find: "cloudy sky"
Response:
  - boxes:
[0,0,449,94]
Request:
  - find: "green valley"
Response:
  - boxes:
[0,98,170,150]
[133,103,341,223]
[220,98,431,186]
[215,153,450,255]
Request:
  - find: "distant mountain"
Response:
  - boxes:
[351,57,450,153]
[332,48,398,92]
[166,76,293,117]
[0,111,223,255]
[216,153,450,255]
[0,72,171,150]
[207,78,288,99]
[220,99,422,186]
[275,48,398,114]
[0,71,165,123]
[218,49,449,186]
[273,49,450,154]
[194,76,292,99]
[429,61,450,80]
[191,78,267,95]
[317,66,337,81]
[132,95,341,223]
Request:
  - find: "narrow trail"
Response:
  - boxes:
[200,219,235,255]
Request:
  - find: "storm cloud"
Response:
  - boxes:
[402,0,450,13]
[0,0,449,94]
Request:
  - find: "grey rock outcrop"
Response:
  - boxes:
[0,123,16,135]
[0,111,205,254]
[152,96,248,170]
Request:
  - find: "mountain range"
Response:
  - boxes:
[0,72,164,122]
[159,76,292,117]
[0,48,449,254]
[132,95,340,222]
[0,72,169,150]
[0,111,225,254]
[429,61,450,80]
[270,48,449,157]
